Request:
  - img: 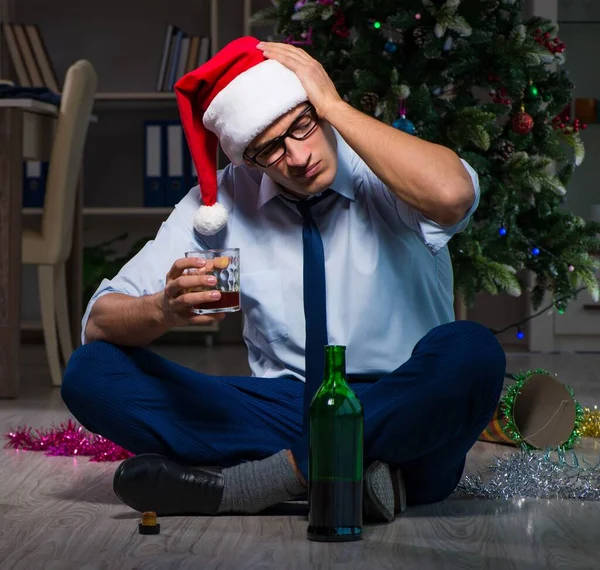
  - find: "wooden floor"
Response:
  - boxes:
[1,344,599,569]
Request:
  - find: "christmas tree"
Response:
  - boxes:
[253,0,600,314]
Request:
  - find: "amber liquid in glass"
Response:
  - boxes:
[193,291,240,311]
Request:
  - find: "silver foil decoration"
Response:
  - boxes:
[455,448,600,501]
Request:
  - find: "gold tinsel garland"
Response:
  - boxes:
[581,406,600,438]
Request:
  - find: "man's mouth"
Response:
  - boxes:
[296,161,321,179]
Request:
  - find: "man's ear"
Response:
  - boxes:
[243,158,256,168]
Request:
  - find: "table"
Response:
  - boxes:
[0,99,84,398]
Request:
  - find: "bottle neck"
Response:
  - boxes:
[323,346,346,386]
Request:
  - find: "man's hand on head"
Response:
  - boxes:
[256,41,343,120]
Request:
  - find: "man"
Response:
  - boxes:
[61,37,505,522]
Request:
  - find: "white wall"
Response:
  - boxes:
[556,1,600,220]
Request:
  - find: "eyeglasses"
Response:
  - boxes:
[243,105,319,168]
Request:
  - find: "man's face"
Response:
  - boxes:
[243,103,338,198]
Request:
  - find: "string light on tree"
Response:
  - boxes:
[489,285,587,338]
[554,297,568,314]
[525,80,539,100]
[486,231,583,333]
[369,19,404,45]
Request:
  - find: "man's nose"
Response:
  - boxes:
[284,138,311,168]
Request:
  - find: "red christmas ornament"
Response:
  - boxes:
[512,106,534,134]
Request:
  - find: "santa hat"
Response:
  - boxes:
[174,36,308,235]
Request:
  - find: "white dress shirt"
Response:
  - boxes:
[83,129,480,381]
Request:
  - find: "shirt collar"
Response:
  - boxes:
[256,127,355,209]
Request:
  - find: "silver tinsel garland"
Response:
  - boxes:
[455,448,600,501]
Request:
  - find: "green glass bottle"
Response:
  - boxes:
[307,345,364,542]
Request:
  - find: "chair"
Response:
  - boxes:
[22,59,98,386]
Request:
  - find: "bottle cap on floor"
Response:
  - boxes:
[138,511,160,535]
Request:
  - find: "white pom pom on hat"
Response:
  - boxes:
[174,36,308,235]
[193,203,229,236]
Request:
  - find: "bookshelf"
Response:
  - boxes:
[1,0,276,342]
[23,207,174,216]
[95,92,177,101]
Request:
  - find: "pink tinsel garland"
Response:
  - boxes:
[4,419,133,462]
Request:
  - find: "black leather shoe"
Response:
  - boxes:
[363,461,407,523]
[113,453,225,516]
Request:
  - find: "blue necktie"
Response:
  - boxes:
[296,191,332,433]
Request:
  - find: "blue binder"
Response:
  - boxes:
[23,160,48,207]
[164,120,188,206]
[143,121,166,207]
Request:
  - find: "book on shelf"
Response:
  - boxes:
[1,22,60,92]
[156,25,210,92]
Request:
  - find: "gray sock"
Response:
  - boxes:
[217,450,306,514]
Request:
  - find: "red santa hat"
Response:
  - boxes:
[174,36,308,235]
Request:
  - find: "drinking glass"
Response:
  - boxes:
[184,249,240,314]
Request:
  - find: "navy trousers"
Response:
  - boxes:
[61,320,506,506]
